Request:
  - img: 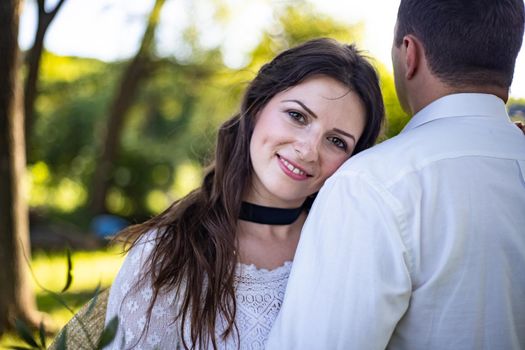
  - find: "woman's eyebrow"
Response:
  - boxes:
[333,128,356,143]
[282,99,356,143]
[282,99,318,119]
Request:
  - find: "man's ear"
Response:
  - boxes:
[403,35,422,80]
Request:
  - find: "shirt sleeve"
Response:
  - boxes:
[104,232,181,350]
[266,171,412,350]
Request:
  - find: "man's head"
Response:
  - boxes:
[392,0,524,112]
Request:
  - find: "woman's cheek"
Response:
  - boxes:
[323,157,348,179]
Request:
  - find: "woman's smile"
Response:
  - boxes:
[247,75,366,207]
[277,154,311,180]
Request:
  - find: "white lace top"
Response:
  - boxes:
[105,232,291,349]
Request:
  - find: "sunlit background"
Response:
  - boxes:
[2,1,524,346]
[14,0,525,216]
[19,0,525,98]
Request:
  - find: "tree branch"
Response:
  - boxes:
[49,0,67,19]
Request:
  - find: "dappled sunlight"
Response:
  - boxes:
[3,0,522,347]
[151,164,171,187]
[30,161,50,183]
[53,178,87,213]
[19,3,401,222]
[171,161,203,199]
[106,188,134,217]
[28,162,88,212]
[31,248,124,293]
[0,249,125,348]
[145,189,170,214]
[28,161,50,207]
[160,98,183,121]
[40,52,105,82]
[143,161,204,214]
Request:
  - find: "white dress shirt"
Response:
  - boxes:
[266,93,525,350]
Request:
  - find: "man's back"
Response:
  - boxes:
[266,93,525,349]
[267,0,525,347]
[372,94,525,348]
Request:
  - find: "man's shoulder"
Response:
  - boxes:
[352,134,410,163]
[337,116,525,186]
[339,131,419,182]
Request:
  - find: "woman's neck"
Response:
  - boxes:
[239,212,306,238]
[236,211,306,270]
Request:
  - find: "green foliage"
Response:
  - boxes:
[5,249,123,350]
[96,316,118,349]
[374,63,409,139]
[27,2,403,223]
[54,329,67,350]
[7,3,406,347]
[61,250,73,293]
[85,284,102,318]
[8,320,48,350]
[509,97,525,105]
[248,4,364,70]
[12,319,40,349]
[38,322,47,349]
[31,52,114,169]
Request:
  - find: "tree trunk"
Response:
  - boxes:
[24,0,67,153]
[0,0,45,336]
[89,0,166,215]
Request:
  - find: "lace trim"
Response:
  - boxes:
[235,261,292,283]
[106,231,292,349]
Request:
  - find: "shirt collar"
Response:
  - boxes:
[402,93,509,133]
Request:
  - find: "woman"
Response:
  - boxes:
[105,38,384,349]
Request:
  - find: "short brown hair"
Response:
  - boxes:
[395,0,525,88]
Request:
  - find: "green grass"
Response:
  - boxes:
[0,246,125,349]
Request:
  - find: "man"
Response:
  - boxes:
[266,0,525,349]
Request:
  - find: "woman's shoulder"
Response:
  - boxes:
[108,229,161,295]
[123,228,160,263]
[105,227,182,348]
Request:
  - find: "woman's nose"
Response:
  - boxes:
[294,135,320,163]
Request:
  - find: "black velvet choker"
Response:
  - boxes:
[239,200,310,225]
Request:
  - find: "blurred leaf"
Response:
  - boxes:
[14,318,39,348]
[27,0,396,223]
[373,62,409,139]
[247,4,363,68]
[61,248,73,292]
[85,283,102,317]
[97,315,119,349]
[7,346,35,350]
[56,328,67,350]
[38,321,47,349]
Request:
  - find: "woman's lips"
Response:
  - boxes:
[277,155,311,180]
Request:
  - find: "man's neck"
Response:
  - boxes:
[408,82,508,116]
[447,85,508,103]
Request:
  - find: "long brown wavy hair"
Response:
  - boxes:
[117,38,384,349]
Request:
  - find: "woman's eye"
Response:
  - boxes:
[288,111,306,124]
[328,136,347,151]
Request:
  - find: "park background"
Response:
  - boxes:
[2,0,525,347]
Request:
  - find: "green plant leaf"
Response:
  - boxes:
[96,315,119,349]
[61,248,73,293]
[38,321,47,348]
[85,283,102,317]
[7,346,34,350]
[56,328,67,350]
[14,318,39,348]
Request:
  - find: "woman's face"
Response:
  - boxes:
[247,75,366,208]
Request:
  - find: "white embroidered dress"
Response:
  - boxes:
[105,232,291,349]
